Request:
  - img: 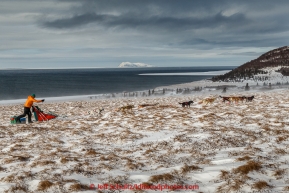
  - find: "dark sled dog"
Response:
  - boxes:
[179,101,194,107]
[246,96,254,102]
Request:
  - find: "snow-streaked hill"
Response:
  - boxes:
[213,46,289,82]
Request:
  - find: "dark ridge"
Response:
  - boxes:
[212,46,289,82]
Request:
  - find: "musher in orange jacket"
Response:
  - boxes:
[16,94,44,123]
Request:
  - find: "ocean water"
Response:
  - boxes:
[0,66,235,100]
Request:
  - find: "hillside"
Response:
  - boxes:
[2,90,289,192]
[212,46,289,82]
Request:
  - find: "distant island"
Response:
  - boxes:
[118,62,154,68]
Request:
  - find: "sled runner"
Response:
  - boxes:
[10,117,26,124]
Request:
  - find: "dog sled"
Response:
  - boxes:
[32,106,58,121]
[10,106,57,124]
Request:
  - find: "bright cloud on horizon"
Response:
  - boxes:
[119,62,154,68]
[0,0,289,69]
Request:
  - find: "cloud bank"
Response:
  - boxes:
[1,0,289,68]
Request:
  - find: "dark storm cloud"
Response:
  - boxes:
[43,13,107,29]
[42,11,249,30]
[22,0,289,50]
[39,0,289,46]
[57,0,282,13]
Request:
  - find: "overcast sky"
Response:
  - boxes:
[0,0,289,69]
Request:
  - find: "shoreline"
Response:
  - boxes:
[0,79,218,105]
[1,78,288,105]
[0,68,235,104]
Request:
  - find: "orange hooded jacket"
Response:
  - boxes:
[24,95,42,108]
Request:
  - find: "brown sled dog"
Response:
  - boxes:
[219,96,231,103]
[220,96,247,104]
[118,105,134,112]
[198,97,216,105]
[138,103,159,108]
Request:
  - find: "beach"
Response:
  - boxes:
[1,82,289,193]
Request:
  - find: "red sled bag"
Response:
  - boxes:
[32,106,57,121]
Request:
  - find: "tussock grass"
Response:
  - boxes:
[49,137,64,144]
[69,183,89,191]
[252,180,272,190]
[60,157,69,164]
[276,136,288,143]
[0,166,6,171]
[219,170,230,180]
[236,155,252,161]
[3,158,15,164]
[37,180,53,191]
[105,174,130,185]
[180,164,202,174]
[126,160,144,170]
[4,183,28,193]
[1,174,17,183]
[223,178,245,192]
[149,172,178,183]
[85,149,98,156]
[273,169,286,179]
[274,148,287,155]
[233,160,262,175]
[13,155,31,162]
[31,160,56,167]
[197,159,212,165]
[216,180,244,193]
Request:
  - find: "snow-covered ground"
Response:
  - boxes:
[1,84,289,192]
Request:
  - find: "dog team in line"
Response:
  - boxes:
[178,95,254,107]
[113,95,255,112]
[84,95,255,114]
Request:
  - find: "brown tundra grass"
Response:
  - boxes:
[4,183,28,193]
[219,170,230,180]
[180,164,202,174]
[149,173,175,183]
[37,180,53,191]
[274,148,287,155]
[31,160,56,167]
[60,157,69,164]
[252,180,272,191]
[69,183,89,191]
[216,177,246,192]
[0,166,5,171]
[276,136,287,143]
[273,169,286,179]
[85,149,98,156]
[233,160,262,175]
[1,174,16,183]
[236,155,252,161]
